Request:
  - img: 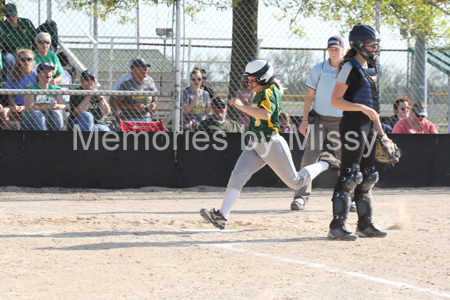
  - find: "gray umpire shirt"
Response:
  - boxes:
[119,77,158,120]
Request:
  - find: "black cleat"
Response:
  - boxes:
[319,152,341,171]
[328,226,358,241]
[356,223,387,238]
[200,208,227,230]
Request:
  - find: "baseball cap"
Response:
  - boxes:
[80,70,96,79]
[412,107,427,117]
[327,36,345,49]
[3,3,17,17]
[130,58,151,69]
[212,97,227,108]
[36,62,55,72]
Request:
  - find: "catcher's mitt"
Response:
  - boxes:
[375,134,401,166]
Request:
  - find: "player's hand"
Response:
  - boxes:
[229,97,244,109]
[361,106,378,121]
[299,120,309,136]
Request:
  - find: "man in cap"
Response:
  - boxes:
[110,58,157,121]
[196,97,241,133]
[0,3,37,81]
[116,58,158,122]
[290,36,346,211]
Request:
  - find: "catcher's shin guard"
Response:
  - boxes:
[330,163,363,229]
[355,166,379,229]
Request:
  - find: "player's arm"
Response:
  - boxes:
[229,97,271,120]
[331,82,378,121]
[299,88,315,136]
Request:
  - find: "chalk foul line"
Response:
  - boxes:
[207,243,450,298]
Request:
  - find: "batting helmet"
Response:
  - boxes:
[349,24,380,64]
[242,59,275,85]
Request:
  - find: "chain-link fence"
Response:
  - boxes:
[0,0,449,133]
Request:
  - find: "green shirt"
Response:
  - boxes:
[247,84,282,142]
[69,87,107,125]
[0,17,37,54]
[24,83,61,117]
[33,50,64,78]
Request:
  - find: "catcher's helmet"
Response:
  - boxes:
[349,24,380,64]
[242,59,275,85]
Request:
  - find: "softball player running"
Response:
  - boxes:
[327,24,387,241]
[200,59,340,230]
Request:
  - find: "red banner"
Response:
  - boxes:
[119,120,165,132]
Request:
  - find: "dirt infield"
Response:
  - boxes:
[1,186,449,299]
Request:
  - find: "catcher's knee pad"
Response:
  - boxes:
[355,166,378,220]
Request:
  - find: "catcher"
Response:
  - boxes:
[327,24,388,241]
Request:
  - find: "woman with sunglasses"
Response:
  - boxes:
[33,32,63,85]
[328,24,387,241]
[182,67,211,127]
[21,63,65,130]
[67,70,111,131]
[383,96,412,133]
[279,111,296,133]
[200,59,340,230]
[392,101,438,134]
[1,49,37,129]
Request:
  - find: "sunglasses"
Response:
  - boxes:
[191,78,201,82]
[365,41,379,48]
[20,57,33,62]
[38,41,51,45]
[414,113,426,119]
[6,14,16,18]
[400,106,410,111]
[83,77,95,82]
[213,105,226,109]
[202,77,207,80]
[280,124,289,128]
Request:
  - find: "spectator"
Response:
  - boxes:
[68,70,110,131]
[56,52,72,104]
[110,58,157,121]
[279,111,296,133]
[116,58,158,122]
[392,101,438,134]
[33,32,63,85]
[236,81,255,128]
[0,3,37,81]
[383,96,411,133]
[21,63,66,130]
[1,49,37,130]
[183,68,211,125]
[68,66,79,86]
[196,97,241,133]
[200,68,215,99]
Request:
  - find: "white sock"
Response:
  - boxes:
[220,187,241,219]
[302,161,329,180]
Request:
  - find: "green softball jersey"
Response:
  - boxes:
[24,83,61,117]
[0,17,37,54]
[33,50,64,78]
[247,84,282,142]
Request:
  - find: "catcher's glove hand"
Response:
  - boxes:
[375,134,401,166]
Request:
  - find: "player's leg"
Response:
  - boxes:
[354,125,387,238]
[261,135,335,191]
[292,113,324,210]
[328,118,366,241]
[200,144,265,229]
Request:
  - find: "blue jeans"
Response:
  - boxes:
[21,110,64,131]
[68,112,110,131]
[122,117,153,122]
[2,53,15,82]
